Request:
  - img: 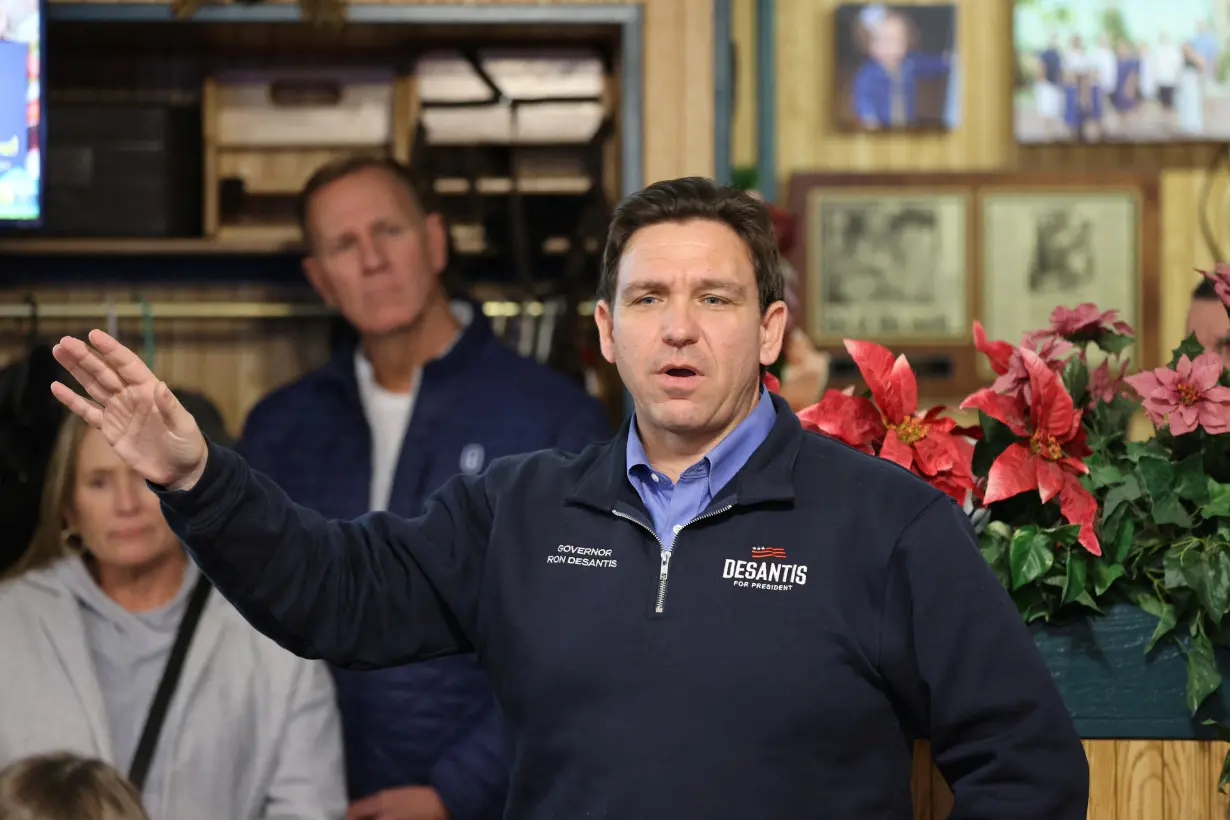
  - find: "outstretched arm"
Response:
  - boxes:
[157,440,489,669]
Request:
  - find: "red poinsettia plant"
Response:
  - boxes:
[766,286,1230,762]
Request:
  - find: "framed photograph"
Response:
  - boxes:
[788,173,981,405]
[1012,0,1228,144]
[980,190,1140,373]
[832,3,959,133]
[786,171,1161,404]
[804,188,970,343]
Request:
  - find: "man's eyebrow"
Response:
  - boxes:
[694,278,746,294]
[620,279,665,294]
[621,278,746,294]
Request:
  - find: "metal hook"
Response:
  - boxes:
[24,294,37,349]
[136,295,155,368]
[104,297,118,339]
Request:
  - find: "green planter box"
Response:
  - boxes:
[1030,602,1230,739]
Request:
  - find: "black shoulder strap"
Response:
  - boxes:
[127,574,212,791]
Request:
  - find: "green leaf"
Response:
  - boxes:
[1040,570,1068,590]
[1154,496,1194,528]
[1129,590,1178,653]
[1098,332,1134,355]
[973,415,1019,477]
[1102,474,1142,524]
[1139,456,1193,528]
[1138,455,1174,499]
[1062,552,1088,605]
[1014,585,1051,623]
[1186,629,1222,714]
[1201,718,1230,743]
[1088,463,1126,489]
[1047,524,1082,547]
[1175,454,1211,505]
[979,530,1010,590]
[1009,526,1055,590]
[1071,590,1103,613]
[1062,355,1090,404]
[1170,332,1206,368]
[1204,479,1230,519]
[1112,517,1135,564]
[1090,560,1125,595]
[1164,549,1230,627]
[1125,439,1166,463]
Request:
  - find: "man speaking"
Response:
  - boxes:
[50,177,1088,819]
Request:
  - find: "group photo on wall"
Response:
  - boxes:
[1013,0,1230,142]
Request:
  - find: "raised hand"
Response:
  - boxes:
[50,330,208,490]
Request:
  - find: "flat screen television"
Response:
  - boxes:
[0,0,42,227]
[1012,0,1226,144]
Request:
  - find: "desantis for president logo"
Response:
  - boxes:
[722,546,807,592]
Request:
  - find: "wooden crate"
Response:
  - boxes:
[201,69,418,245]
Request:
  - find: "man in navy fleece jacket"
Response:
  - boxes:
[51,176,1089,819]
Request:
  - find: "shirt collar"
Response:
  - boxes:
[626,385,777,496]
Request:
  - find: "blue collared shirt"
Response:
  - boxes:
[626,386,777,550]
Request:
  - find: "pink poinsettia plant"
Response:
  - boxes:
[765,291,1230,770]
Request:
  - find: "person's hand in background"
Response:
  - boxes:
[49,330,208,491]
[345,786,449,820]
[779,328,831,412]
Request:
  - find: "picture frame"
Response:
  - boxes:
[789,173,979,404]
[1011,0,1227,145]
[978,180,1149,377]
[832,2,960,134]
[801,186,971,345]
[786,171,1160,404]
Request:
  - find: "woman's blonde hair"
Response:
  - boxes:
[0,752,148,820]
[2,413,90,581]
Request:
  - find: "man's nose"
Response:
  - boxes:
[358,238,387,273]
[661,302,699,347]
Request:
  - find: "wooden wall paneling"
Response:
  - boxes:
[202,76,220,237]
[391,73,417,164]
[640,0,716,182]
[731,0,756,170]
[0,284,332,436]
[684,0,716,179]
[641,1,684,185]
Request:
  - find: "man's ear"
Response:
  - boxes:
[594,300,617,365]
[302,256,338,307]
[424,213,449,278]
[758,300,789,367]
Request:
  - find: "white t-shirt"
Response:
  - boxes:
[354,302,470,512]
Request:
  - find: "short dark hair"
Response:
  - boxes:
[1194,276,1220,301]
[294,155,441,246]
[596,177,785,313]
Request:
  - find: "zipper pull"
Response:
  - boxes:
[654,550,672,614]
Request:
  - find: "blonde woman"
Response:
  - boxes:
[0,396,347,820]
[0,752,148,820]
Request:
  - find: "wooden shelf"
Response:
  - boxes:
[0,237,304,255]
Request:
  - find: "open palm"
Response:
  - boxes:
[50,329,207,489]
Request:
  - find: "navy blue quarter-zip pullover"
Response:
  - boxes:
[156,392,1089,820]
